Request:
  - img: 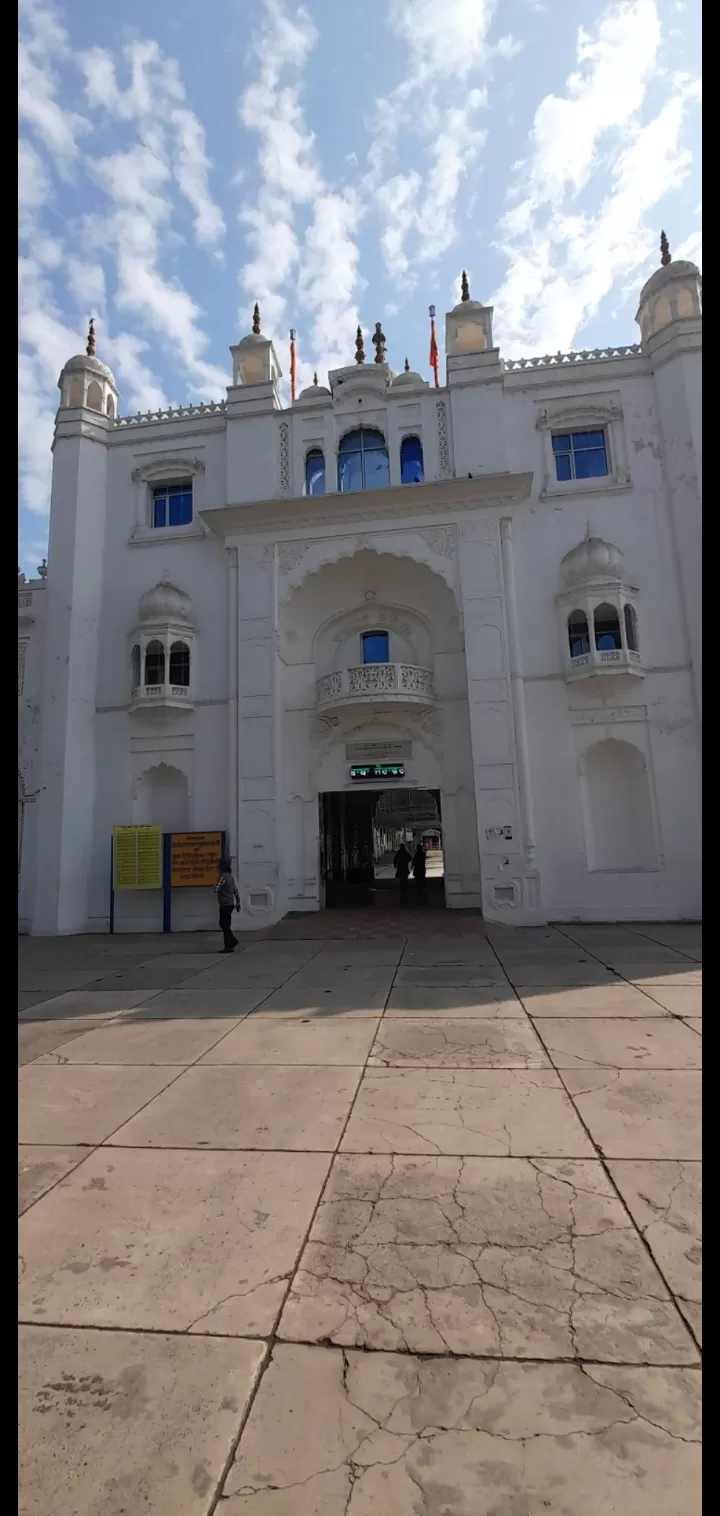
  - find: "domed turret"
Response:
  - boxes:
[138,582,194,627]
[445,271,495,357]
[560,534,625,588]
[229,303,282,388]
[636,232,702,344]
[391,358,429,392]
[58,320,118,418]
[295,371,332,404]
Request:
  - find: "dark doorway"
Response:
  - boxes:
[319,788,445,909]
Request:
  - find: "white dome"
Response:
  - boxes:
[638,258,701,306]
[450,297,484,317]
[297,377,331,402]
[138,582,194,625]
[391,364,428,391]
[59,352,116,386]
[561,536,625,587]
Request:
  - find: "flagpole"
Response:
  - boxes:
[289,328,297,402]
[429,305,439,388]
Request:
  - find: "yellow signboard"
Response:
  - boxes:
[112,826,163,891]
[170,831,223,888]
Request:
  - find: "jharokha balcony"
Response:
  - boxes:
[316,661,434,713]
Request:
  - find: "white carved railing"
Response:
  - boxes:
[317,662,434,706]
[130,683,192,703]
[505,344,642,372]
[115,401,227,428]
[568,648,642,677]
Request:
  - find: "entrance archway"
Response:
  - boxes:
[319,786,445,908]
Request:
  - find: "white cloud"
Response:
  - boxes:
[237,0,363,383]
[491,1,701,355]
[18,0,88,167]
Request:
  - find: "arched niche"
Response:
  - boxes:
[133,763,190,833]
[580,739,658,872]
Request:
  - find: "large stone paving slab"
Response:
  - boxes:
[639,984,703,1016]
[17,990,155,1023]
[222,1344,701,1515]
[250,985,388,1016]
[341,1068,594,1156]
[34,1017,239,1066]
[107,1065,361,1150]
[368,1018,549,1068]
[385,986,525,1017]
[538,1017,702,1069]
[395,966,511,989]
[19,1018,109,1067]
[18,1148,329,1336]
[123,985,270,1018]
[517,982,665,1016]
[199,1015,378,1065]
[18,1064,180,1145]
[19,1146,88,1215]
[562,1070,702,1159]
[278,1155,696,1361]
[609,1160,702,1344]
[19,1324,265,1516]
[621,968,702,988]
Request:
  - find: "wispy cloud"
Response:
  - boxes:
[18,0,88,167]
[491,0,701,354]
[237,0,362,381]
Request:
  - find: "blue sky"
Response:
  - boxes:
[19,0,701,572]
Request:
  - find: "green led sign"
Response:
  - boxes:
[350,763,405,781]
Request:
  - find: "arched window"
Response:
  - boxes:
[169,640,190,687]
[145,640,165,685]
[305,449,326,496]
[400,435,424,484]
[106,393,115,419]
[338,428,389,492]
[361,630,389,664]
[594,603,621,652]
[131,645,141,689]
[624,604,639,652]
[87,380,103,412]
[567,610,590,658]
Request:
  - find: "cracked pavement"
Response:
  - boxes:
[18,917,701,1513]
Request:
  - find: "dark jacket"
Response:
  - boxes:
[393,847,411,879]
[412,848,426,879]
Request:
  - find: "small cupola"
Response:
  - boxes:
[391,358,429,392]
[58,320,119,419]
[445,271,495,356]
[635,231,702,346]
[229,303,282,388]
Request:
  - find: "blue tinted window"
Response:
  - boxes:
[338,428,389,491]
[594,603,621,651]
[305,449,326,496]
[567,611,590,657]
[400,436,424,483]
[552,429,608,482]
[361,631,389,664]
[152,482,193,528]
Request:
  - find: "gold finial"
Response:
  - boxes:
[313,371,318,385]
[460,270,470,302]
[252,303,261,335]
[355,325,365,364]
[404,357,410,372]
[660,230,671,267]
[86,317,96,357]
[372,321,386,363]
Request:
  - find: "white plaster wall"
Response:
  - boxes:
[18,582,46,931]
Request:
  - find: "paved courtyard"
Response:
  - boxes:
[18,914,701,1514]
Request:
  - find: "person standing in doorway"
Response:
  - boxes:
[214,859,241,953]
[393,842,411,905]
[412,843,427,904]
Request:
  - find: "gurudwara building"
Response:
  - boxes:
[18,239,702,934]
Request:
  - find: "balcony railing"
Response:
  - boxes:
[129,682,193,711]
[567,648,643,681]
[317,661,434,710]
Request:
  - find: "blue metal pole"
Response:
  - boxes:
[162,833,172,934]
[109,836,115,935]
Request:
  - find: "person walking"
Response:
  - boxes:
[393,842,411,905]
[214,859,241,953]
[411,842,427,904]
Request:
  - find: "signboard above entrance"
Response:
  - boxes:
[350,763,405,781]
[346,741,411,760]
[170,831,223,888]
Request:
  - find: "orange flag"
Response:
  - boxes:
[428,305,439,387]
[289,328,297,401]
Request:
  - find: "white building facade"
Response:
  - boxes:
[18,246,702,934]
